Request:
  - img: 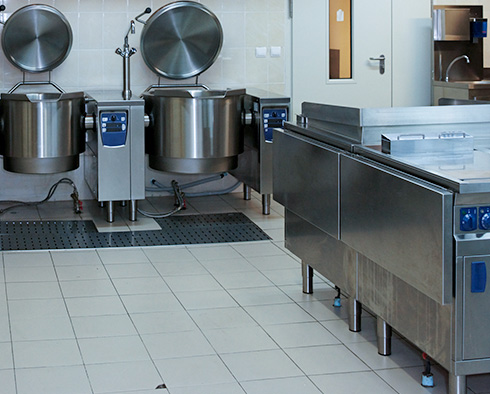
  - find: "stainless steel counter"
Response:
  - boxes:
[433,80,490,89]
[274,102,490,394]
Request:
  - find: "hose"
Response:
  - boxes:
[147,172,240,198]
[137,180,186,218]
[0,178,81,215]
[183,180,241,197]
[146,172,228,192]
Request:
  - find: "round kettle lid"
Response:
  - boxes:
[140,1,223,80]
[1,5,73,73]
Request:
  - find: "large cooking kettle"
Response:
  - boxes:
[137,1,245,175]
[0,5,88,174]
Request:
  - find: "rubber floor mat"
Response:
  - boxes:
[0,213,270,251]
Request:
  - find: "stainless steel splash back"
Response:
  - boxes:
[299,101,490,147]
[0,92,86,174]
[143,88,245,174]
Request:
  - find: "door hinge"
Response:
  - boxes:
[288,0,293,19]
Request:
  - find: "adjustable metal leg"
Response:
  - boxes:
[349,298,362,332]
[243,184,251,200]
[376,317,392,356]
[129,200,137,221]
[106,201,114,223]
[120,200,127,207]
[262,194,271,215]
[302,261,313,294]
[448,374,467,394]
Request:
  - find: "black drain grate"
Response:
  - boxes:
[0,213,270,251]
[0,220,97,236]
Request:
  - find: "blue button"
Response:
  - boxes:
[471,261,487,293]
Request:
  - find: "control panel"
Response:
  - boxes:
[263,108,287,143]
[458,206,490,232]
[100,111,128,147]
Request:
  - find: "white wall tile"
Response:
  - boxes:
[104,0,129,12]
[246,48,268,84]
[78,12,104,49]
[79,0,103,12]
[53,0,79,13]
[222,1,244,12]
[103,12,129,50]
[201,0,223,12]
[222,48,246,85]
[246,12,268,48]
[221,12,245,47]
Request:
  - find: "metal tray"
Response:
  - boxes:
[1,5,73,73]
[140,1,223,79]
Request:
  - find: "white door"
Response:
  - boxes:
[292,0,392,115]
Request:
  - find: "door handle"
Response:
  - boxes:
[369,54,385,75]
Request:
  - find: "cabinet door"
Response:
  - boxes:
[463,256,490,360]
[273,129,340,239]
[340,154,453,305]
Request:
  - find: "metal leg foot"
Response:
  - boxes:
[448,374,467,394]
[106,201,114,223]
[262,194,271,215]
[243,184,251,200]
[349,298,362,332]
[129,200,137,221]
[302,261,313,294]
[376,317,392,356]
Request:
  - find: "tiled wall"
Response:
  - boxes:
[0,0,289,95]
[0,0,291,202]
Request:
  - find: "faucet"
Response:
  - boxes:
[115,21,137,100]
[115,8,152,100]
[445,55,470,82]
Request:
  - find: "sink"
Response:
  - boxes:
[433,80,490,89]
[433,80,490,104]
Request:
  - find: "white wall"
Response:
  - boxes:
[392,0,433,107]
[0,0,291,201]
[290,0,433,115]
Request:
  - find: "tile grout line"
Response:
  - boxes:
[50,250,96,394]
[144,247,246,392]
[2,251,18,394]
[93,247,169,391]
[181,241,334,393]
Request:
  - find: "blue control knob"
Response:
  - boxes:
[461,214,474,231]
[481,213,490,230]
[461,214,476,231]
[461,208,477,232]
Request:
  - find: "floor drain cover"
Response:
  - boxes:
[0,213,270,251]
